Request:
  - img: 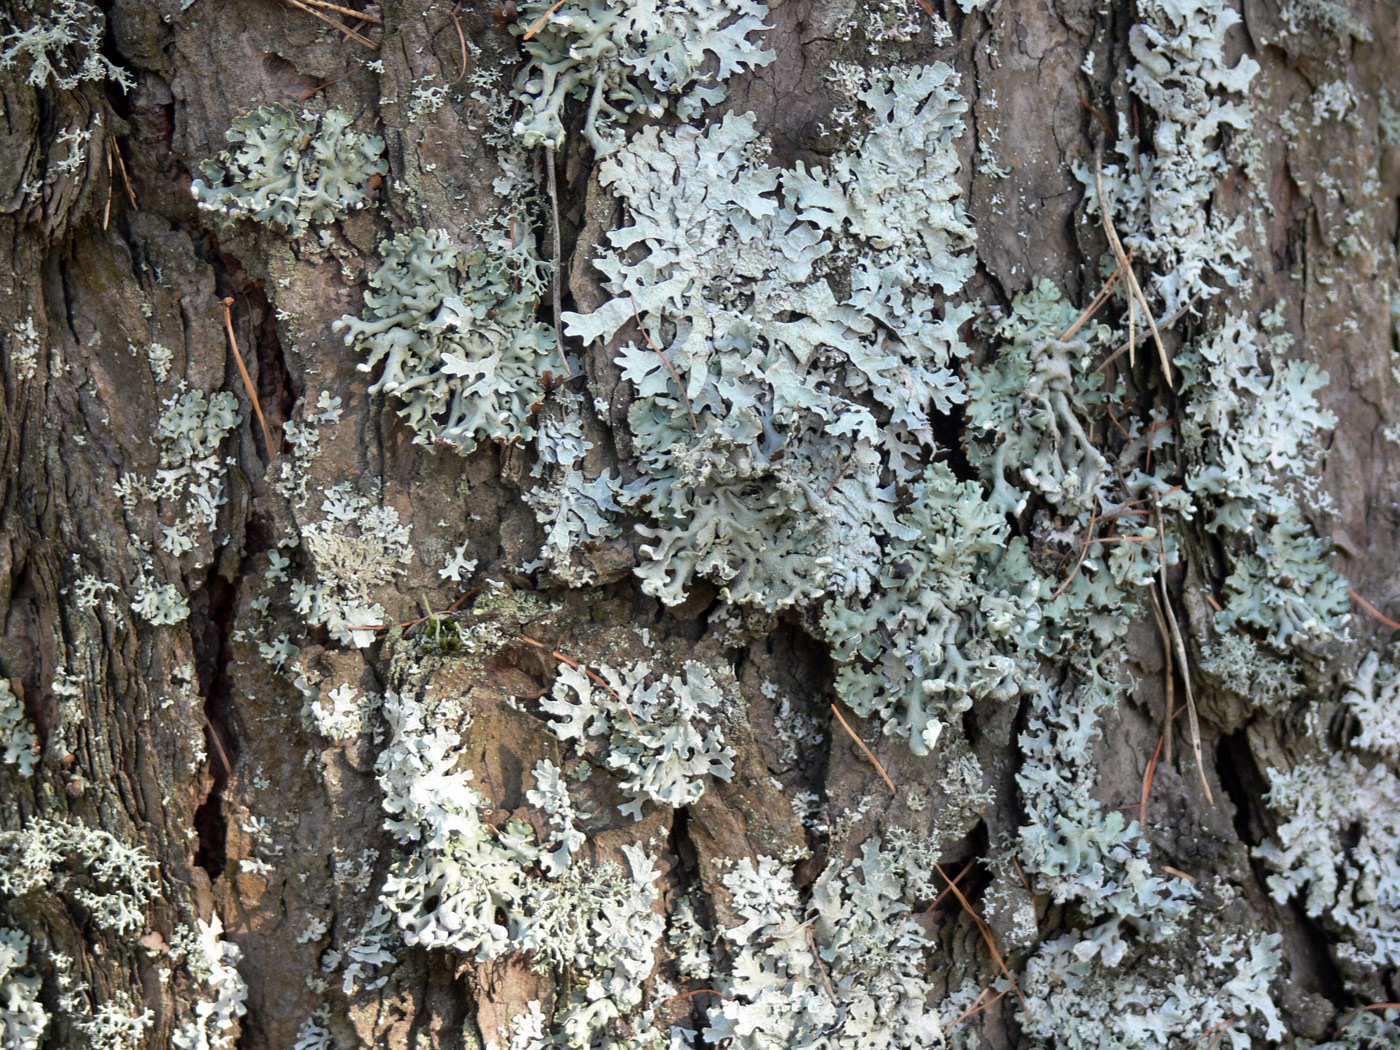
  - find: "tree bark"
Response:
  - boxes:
[1,0,1398,1048]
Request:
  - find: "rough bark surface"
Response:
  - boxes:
[1,1,1398,1049]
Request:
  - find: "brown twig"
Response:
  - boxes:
[219,298,278,457]
[830,703,896,795]
[632,295,700,434]
[297,71,356,102]
[1148,588,1175,766]
[545,150,567,375]
[1096,297,1200,374]
[1139,731,1165,831]
[1160,865,1196,883]
[448,6,470,84]
[1060,251,1129,342]
[1335,1004,1400,1036]
[1053,502,1100,601]
[520,634,640,730]
[291,0,383,24]
[663,989,734,1005]
[522,0,568,39]
[1187,1018,1238,1050]
[944,986,1010,1036]
[1152,500,1213,805]
[1092,146,1171,387]
[924,857,976,914]
[282,0,379,48]
[934,863,1030,1017]
[1350,587,1400,631]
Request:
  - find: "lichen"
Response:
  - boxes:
[290,482,414,648]
[509,0,775,153]
[335,225,557,455]
[192,105,386,236]
[0,680,39,777]
[0,0,132,91]
[540,659,736,820]
[0,928,47,1050]
[564,64,979,613]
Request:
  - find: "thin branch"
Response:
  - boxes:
[934,863,1030,1018]
[1153,501,1213,805]
[522,0,568,40]
[219,297,278,457]
[1092,146,1172,387]
[631,295,700,434]
[1350,587,1400,631]
[291,0,383,24]
[1148,587,1174,766]
[282,0,379,48]
[1060,251,1129,342]
[545,149,568,375]
[830,703,896,795]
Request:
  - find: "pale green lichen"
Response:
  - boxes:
[0,0,132,90]
[0,680,39,777]
[291,482,415,648]
[335,226,556,455]
[564,64,978,613]
[510,0,774,153]
[540,659,736,819]
[0,928,47,1050]
[192,105,386,236]
[1255,753,1400,970]
[1081,0,1259,316]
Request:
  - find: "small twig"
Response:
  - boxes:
[1335,1004,1400,1036]
[830,703,896,796]
[1096,297,1201,374]
[522,0,568,39]
[520,634,640,730]
[1160,865,1196,883]
[291,0,383,24]
[1093,146,1171,387]
[664,989,733,1006]
[822,455,855,500]
[1187,1018,1238,1050]
[631,295,700,434]
[1010,855,1032,896]
[1053,502,1100,601]
[545,149,567,375]
[111,136,137,207]
[944,986,1010,1036]
[1059,251,1129,342]
[934,863,1030,1018]
[924,857,976,914]
[1153,500,1213,805]
[448,6,470,85]
[1349,587,1400,631]
[297,71,356,102]
[219,298,278,457]
[282,0,379,48]
[203,713,232,778]
[1139,731,1165,831]
[807,927,838,1002]
[1148,588,1174,766]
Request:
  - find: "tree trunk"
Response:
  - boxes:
[1,0,1397,1048]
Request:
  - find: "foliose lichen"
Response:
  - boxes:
[335,225,557,455]
[191,105,386,236]
[509,0,775,153]
[0,680,39,777]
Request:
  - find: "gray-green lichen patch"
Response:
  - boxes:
[539,658,736,819]
[0,0,132,90]
[192,104,386,236]
[1081,0,1260,316]
[335,226,557,455]
[0,679,39,777]
[0,927,46,1050]
[564,63,978,616]
[510,0,775,154]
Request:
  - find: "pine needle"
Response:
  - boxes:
[1092,145,1171,387]
[632,295,700,434]
[219,297,278,457]
[934,863,1030,1018]
[522,0,568,40]
[1349,587,1400,631]
[830,703,896,795]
